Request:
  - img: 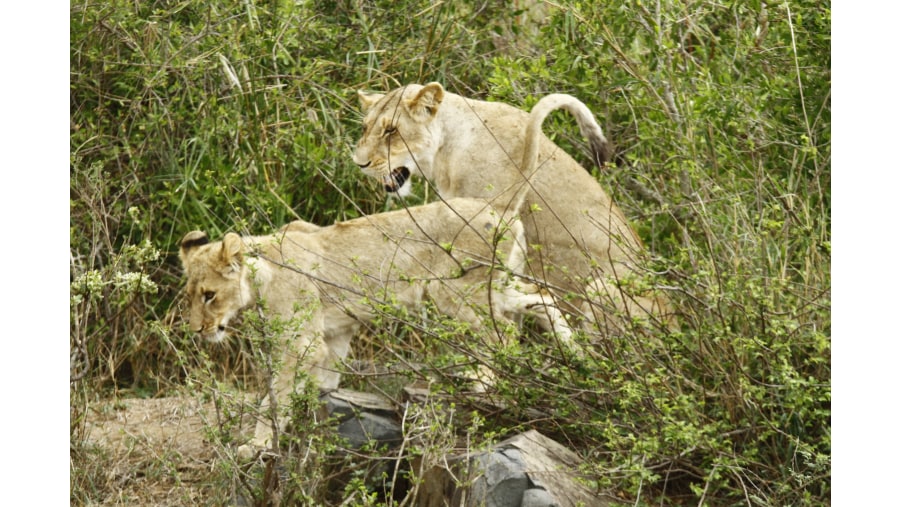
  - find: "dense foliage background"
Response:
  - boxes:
[70,0,830,504]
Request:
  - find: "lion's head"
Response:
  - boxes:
[352,82,445,196]
[179,231,253,343]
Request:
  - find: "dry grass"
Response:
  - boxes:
[73,394,241,506]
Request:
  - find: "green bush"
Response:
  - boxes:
[71,1,829,504]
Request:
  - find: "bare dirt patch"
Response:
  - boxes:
[81,395,240,506]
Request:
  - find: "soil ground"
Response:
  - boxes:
[80,395,240,506]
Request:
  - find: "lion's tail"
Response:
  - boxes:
[511,94,610,215]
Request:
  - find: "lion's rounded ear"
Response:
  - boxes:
[408,82,444,118]
[358,90,384,113]
[179,231,209,263]
[221,233,244,267]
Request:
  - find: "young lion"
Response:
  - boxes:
[179,198,573,458]
[351,82,672,331]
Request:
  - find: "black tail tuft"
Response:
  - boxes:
[588,132,612,169]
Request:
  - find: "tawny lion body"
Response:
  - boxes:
[179,198,573,457]
[352,82,672,330]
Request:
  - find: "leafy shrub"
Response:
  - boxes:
[71,0,829,504]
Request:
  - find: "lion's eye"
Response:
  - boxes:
[202,291,216,303]
[383,126,397,136]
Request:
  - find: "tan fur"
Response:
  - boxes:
[277,219,321,234]
[179,198,573,458]
[353,82,673,331]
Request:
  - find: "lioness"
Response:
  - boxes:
[179,198,573,457]
[352,82,672,330]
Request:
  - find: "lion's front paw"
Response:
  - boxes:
[236,443,262,461]
[468,364,497,393]
[236,435,272,461]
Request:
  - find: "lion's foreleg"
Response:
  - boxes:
[240,309,335,459]
[498,278,582,358]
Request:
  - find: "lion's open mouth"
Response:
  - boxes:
[383,167,410,193]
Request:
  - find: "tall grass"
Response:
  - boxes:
[71,1,829,504]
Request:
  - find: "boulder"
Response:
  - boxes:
[322,388,403,449]
[415,430,610,507]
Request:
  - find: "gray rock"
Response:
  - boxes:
[521,487,559,507]
[321,389,403,450]
[415,430,610,507]
[324,388,397,419]
[337,411,403,449]
[466,449,529,507]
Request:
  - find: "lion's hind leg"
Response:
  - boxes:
[578,273,676,336]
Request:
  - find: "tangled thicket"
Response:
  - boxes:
[71,1,830,505]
